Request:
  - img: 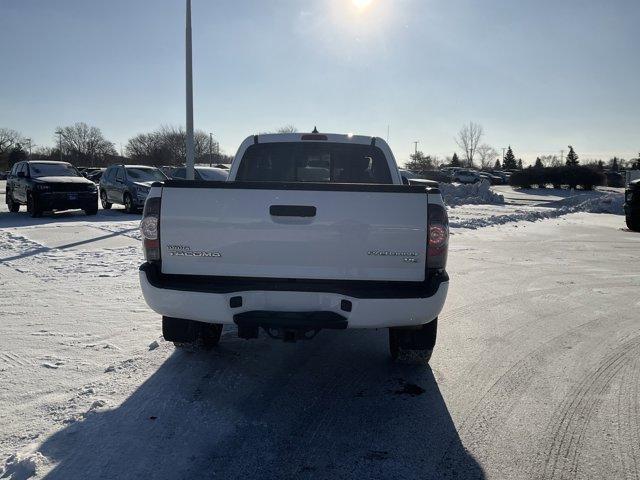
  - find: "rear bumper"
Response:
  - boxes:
[139,263,449,329]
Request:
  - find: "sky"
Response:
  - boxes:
[1,0,639,165]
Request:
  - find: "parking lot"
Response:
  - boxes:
[1,179,639,479]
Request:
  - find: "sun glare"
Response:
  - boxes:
[352,0,373,10]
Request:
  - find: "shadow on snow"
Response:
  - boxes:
[38,330,485,480]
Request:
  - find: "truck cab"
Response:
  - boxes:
[138,132,449,363]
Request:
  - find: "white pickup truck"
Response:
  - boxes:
[139,132,449,362]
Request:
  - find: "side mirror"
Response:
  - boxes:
[401,175,410,185]
[17,171,26,178]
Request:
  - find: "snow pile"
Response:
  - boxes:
[571,192,624,214]
[0,448,49,480]
[440,180,505,206]
[449,191,625,229]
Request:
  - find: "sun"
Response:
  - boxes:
[352,0,373,9]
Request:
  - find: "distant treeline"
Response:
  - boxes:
[0,123,233,170]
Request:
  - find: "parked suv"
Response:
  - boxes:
[99,165,167,213]
[625,179,639,231]
[452,169,481,184]
[5,161,98,217]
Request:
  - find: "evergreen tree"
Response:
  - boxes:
[597,160,604,171]
[405,151,434,173]
[450,153,461,167]
[566,146,579,166]
[534,157,543,168]
[503,146,517,169]
[494,159,501,170]
[517,159,523,170]
[610,157,619,172]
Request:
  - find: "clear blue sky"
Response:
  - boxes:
[1,0,638,164]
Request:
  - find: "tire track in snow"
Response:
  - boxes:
[541,335,640,480]
[0,352,30,368]
[615,357,640,480]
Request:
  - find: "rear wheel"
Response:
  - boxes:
[627,214,640,232]
[27,193,42,218]
[6,192,20,213]
[84,206,98,216]
[100,190,112,209]
[389,318,438,365]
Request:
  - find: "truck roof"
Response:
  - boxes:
[250,132,379,146]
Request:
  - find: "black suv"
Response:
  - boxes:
[625,179,639,231]
[5,161,98,217]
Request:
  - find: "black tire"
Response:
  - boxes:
[27,193,42,218]
[389,318,438,365]
[123,192,136,214]
[100,190,112,209]
[84,207,98,216]
[6,192,20,213]
[627,215,640,232]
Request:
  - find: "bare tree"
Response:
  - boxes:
[275,125,298,134]
[539,155,562,167]
[455,122,483,167]
[126,126,222,166]
[476,144,498,170]
[55,122,116,166]
[0,128,22,156]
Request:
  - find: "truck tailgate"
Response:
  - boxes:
[159,182,428,282]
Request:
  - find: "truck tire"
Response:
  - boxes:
[162,316,223,350]
[626,215,640,232]
[84,207,98,216]
[389,318,437,365]
[27,193,42,218]
[100,190,112,209]
[123,193,136,214]
[7,192,20,213]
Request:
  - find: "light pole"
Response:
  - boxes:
[185,0,195,180]
[55,129,63,161]
[24,138,33,157]
[209,132,213,167]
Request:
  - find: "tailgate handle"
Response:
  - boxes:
[270,205,317,217]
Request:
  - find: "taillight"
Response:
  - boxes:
[427,203,448,270]
[141,196,161,262]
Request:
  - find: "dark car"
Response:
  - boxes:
[170,166,228,181]
[625,179,640,231]
[86,168,106,184]
[99,164,167,213]
[5,161,98,217]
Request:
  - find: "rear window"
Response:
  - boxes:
[236,142,393,184]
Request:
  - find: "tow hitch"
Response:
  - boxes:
[234,311,348,343]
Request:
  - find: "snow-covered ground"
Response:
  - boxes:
[1,181,638,479]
